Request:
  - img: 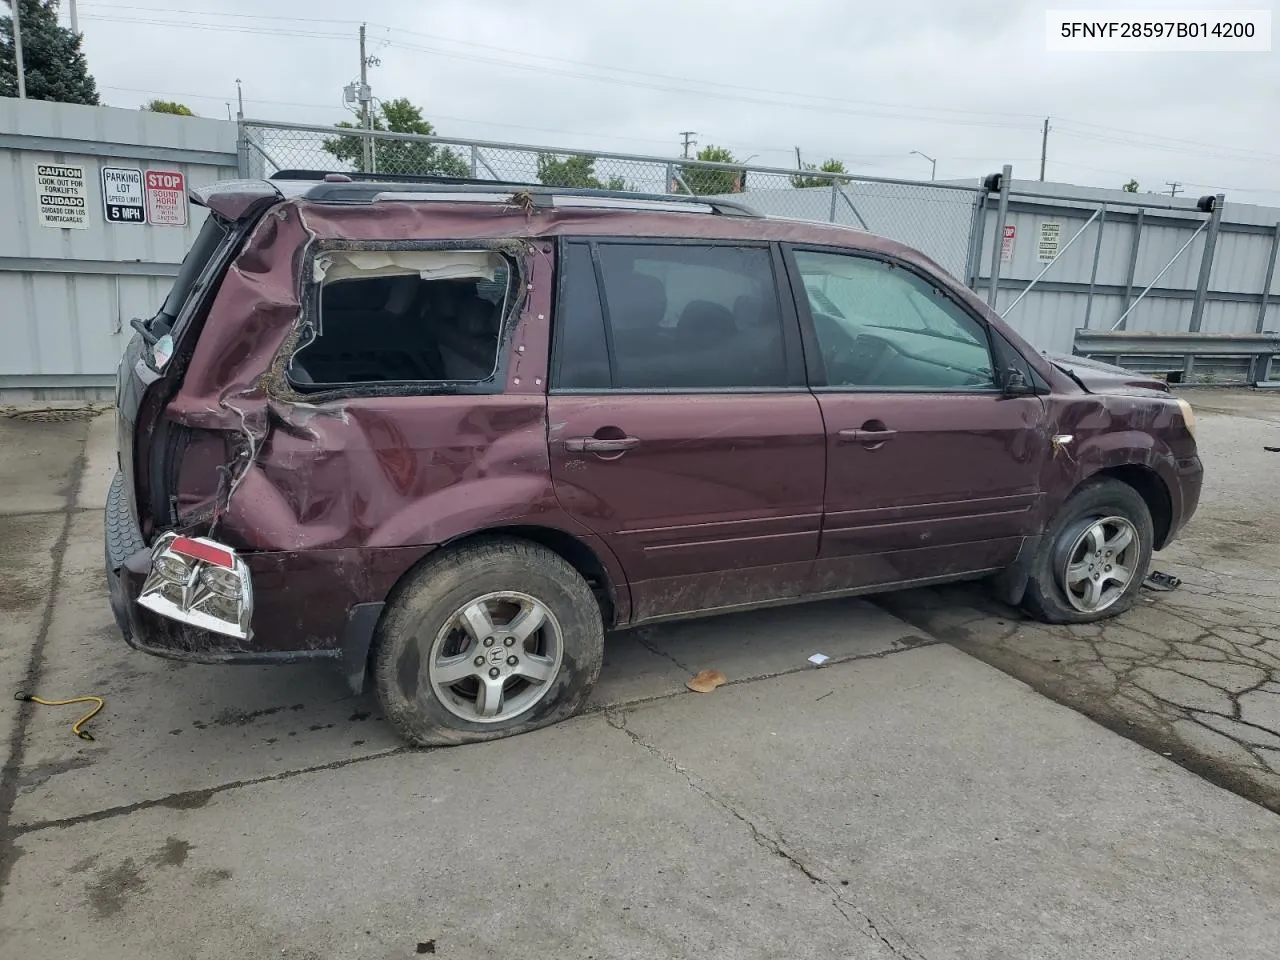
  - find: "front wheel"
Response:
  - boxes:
[1022,479,1154,624]
[373,538,604,746]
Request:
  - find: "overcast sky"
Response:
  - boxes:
[65,0,1280,204]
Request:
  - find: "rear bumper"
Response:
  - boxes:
[104,470,341,666]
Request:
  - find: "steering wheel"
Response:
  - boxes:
[858,335,900,386]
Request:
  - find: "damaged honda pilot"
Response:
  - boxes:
[107,173,1202,745]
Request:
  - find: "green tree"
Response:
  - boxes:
[1122,179,1139,193]
[1,0,99,104]
[792,158,849,188]
[145,99,194,116]
[322,98,468,177]
[536,153,625,190]
[678,144,742,195]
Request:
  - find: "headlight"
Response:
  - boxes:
[1175,398,1196,439]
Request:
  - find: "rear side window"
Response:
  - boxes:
[290,250,512,390]
[554,241,788,390]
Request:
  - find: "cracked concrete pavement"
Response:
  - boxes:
[0,403,1278,958]
[879,389,1280,815]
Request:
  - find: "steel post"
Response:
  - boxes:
[1188,193,1225,333]
[236,120,250,178]
[963,185,990,290]
[1120,207,1144,329]
[1256,221,1280,334]
[1083,205,1107,329]
[986,165,1012,307]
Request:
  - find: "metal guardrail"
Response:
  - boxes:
[1073,330,1280,384]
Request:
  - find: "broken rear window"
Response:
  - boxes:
[289,250,512,390]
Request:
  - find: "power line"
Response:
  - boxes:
[83,3,1043,122]
[77,11,1036,130]
[81,2,1280,165]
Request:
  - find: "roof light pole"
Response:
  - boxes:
[910,150,936,181]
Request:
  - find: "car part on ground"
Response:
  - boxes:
[14,691,106,741]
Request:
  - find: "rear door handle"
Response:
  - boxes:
[837,428,897,445]
[565,436,640,453]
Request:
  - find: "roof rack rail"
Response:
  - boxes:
[269,169,541,188]
[274,176,758,217]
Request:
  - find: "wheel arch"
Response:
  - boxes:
[1087,464,1173,549]
[449,525,623,628]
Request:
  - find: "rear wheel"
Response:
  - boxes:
[1022,479,1153,624]
[373,538,604,746]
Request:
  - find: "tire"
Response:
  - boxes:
[373,537,604,746]
[1022,478,1154,625]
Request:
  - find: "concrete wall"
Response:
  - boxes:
[0,97,238,399]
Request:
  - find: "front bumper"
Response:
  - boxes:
[1168,453,1204,544]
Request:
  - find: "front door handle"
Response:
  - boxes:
[565,436,640,454]
[837,427,897,446]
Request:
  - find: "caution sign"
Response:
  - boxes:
[145,169,188,226]
[1037,221,1062,262]
[35,163,88,229]
[102,166,145,224]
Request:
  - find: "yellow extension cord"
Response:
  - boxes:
[14,692,105,741]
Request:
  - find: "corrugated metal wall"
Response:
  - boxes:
[0,98,238,399]
[974,181,1280,356]
[2,102,1278,396]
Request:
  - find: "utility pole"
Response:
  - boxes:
[68,0,79,34]
[1166,181,1183,197]
[680,131,697,159]
[235,78,243,120]
[359,24,373,173]
[795,146,802,170]
[11,0,26,99]
[1039,117,1050,182]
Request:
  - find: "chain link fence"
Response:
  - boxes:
[241,120,983,277]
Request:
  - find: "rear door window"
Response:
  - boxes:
[553,241,790,390]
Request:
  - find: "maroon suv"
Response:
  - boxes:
[106,175,1202,745]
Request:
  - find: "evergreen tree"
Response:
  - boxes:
[1,0,100,104]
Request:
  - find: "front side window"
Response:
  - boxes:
[290,249,511,390]
[554,242,788,390]
[793,249,995,390]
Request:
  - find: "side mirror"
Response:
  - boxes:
[1003,366,1036,396]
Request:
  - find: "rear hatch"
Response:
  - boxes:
[113,181,282,546]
